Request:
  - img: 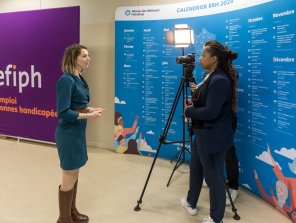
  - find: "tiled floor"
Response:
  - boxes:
[0,138,291,223]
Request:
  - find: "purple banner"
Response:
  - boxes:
[0,7,80,142]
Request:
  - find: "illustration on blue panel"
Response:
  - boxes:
[114,96,156,156]
[254,144,296,222]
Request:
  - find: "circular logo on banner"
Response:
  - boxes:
[125,10,131,16]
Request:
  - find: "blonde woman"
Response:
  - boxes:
[55,44,105,223]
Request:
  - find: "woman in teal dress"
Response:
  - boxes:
[55,44,105,223]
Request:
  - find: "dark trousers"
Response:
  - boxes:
[187,139,226,223]
[225,144,239,190]
[225,113,239,190]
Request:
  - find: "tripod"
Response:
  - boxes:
[134,62,193,211]
[134,71,241,221]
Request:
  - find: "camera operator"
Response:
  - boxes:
[190,68,240,206]
[180,40,238,223]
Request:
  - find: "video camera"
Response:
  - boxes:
[176,53,195,64]
[176,53,195,79]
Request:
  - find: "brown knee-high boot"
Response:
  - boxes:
[71,180,89,223]
[57,186,75,223]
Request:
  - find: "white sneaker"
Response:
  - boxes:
[226,189,238,206]
[201,215,223,223]
[202,179,208,188]
[180,196,197,216]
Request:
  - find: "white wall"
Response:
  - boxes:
[0,0,190,149]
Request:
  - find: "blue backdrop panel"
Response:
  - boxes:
[115,1,296,221]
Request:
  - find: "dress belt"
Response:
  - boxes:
[75,108,88,113]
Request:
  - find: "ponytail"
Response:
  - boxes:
[204,40,238,112]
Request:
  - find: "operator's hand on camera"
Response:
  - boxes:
[190,82,197,92]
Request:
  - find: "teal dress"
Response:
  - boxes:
[55,72,90,170]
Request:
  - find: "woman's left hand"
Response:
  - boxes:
[184,99,192,108]
[184,100,192,119]
[88,107,105,113]
[92,107,105,113]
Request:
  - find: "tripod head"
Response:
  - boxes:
[176,52,196,84]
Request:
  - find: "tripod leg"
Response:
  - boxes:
[167,146,186,187]
[134,78,186,211]
[134,142,163,211]
[225,179,240,220]
[170,148,182,163]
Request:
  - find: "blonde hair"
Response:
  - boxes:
[62,44,88,75]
